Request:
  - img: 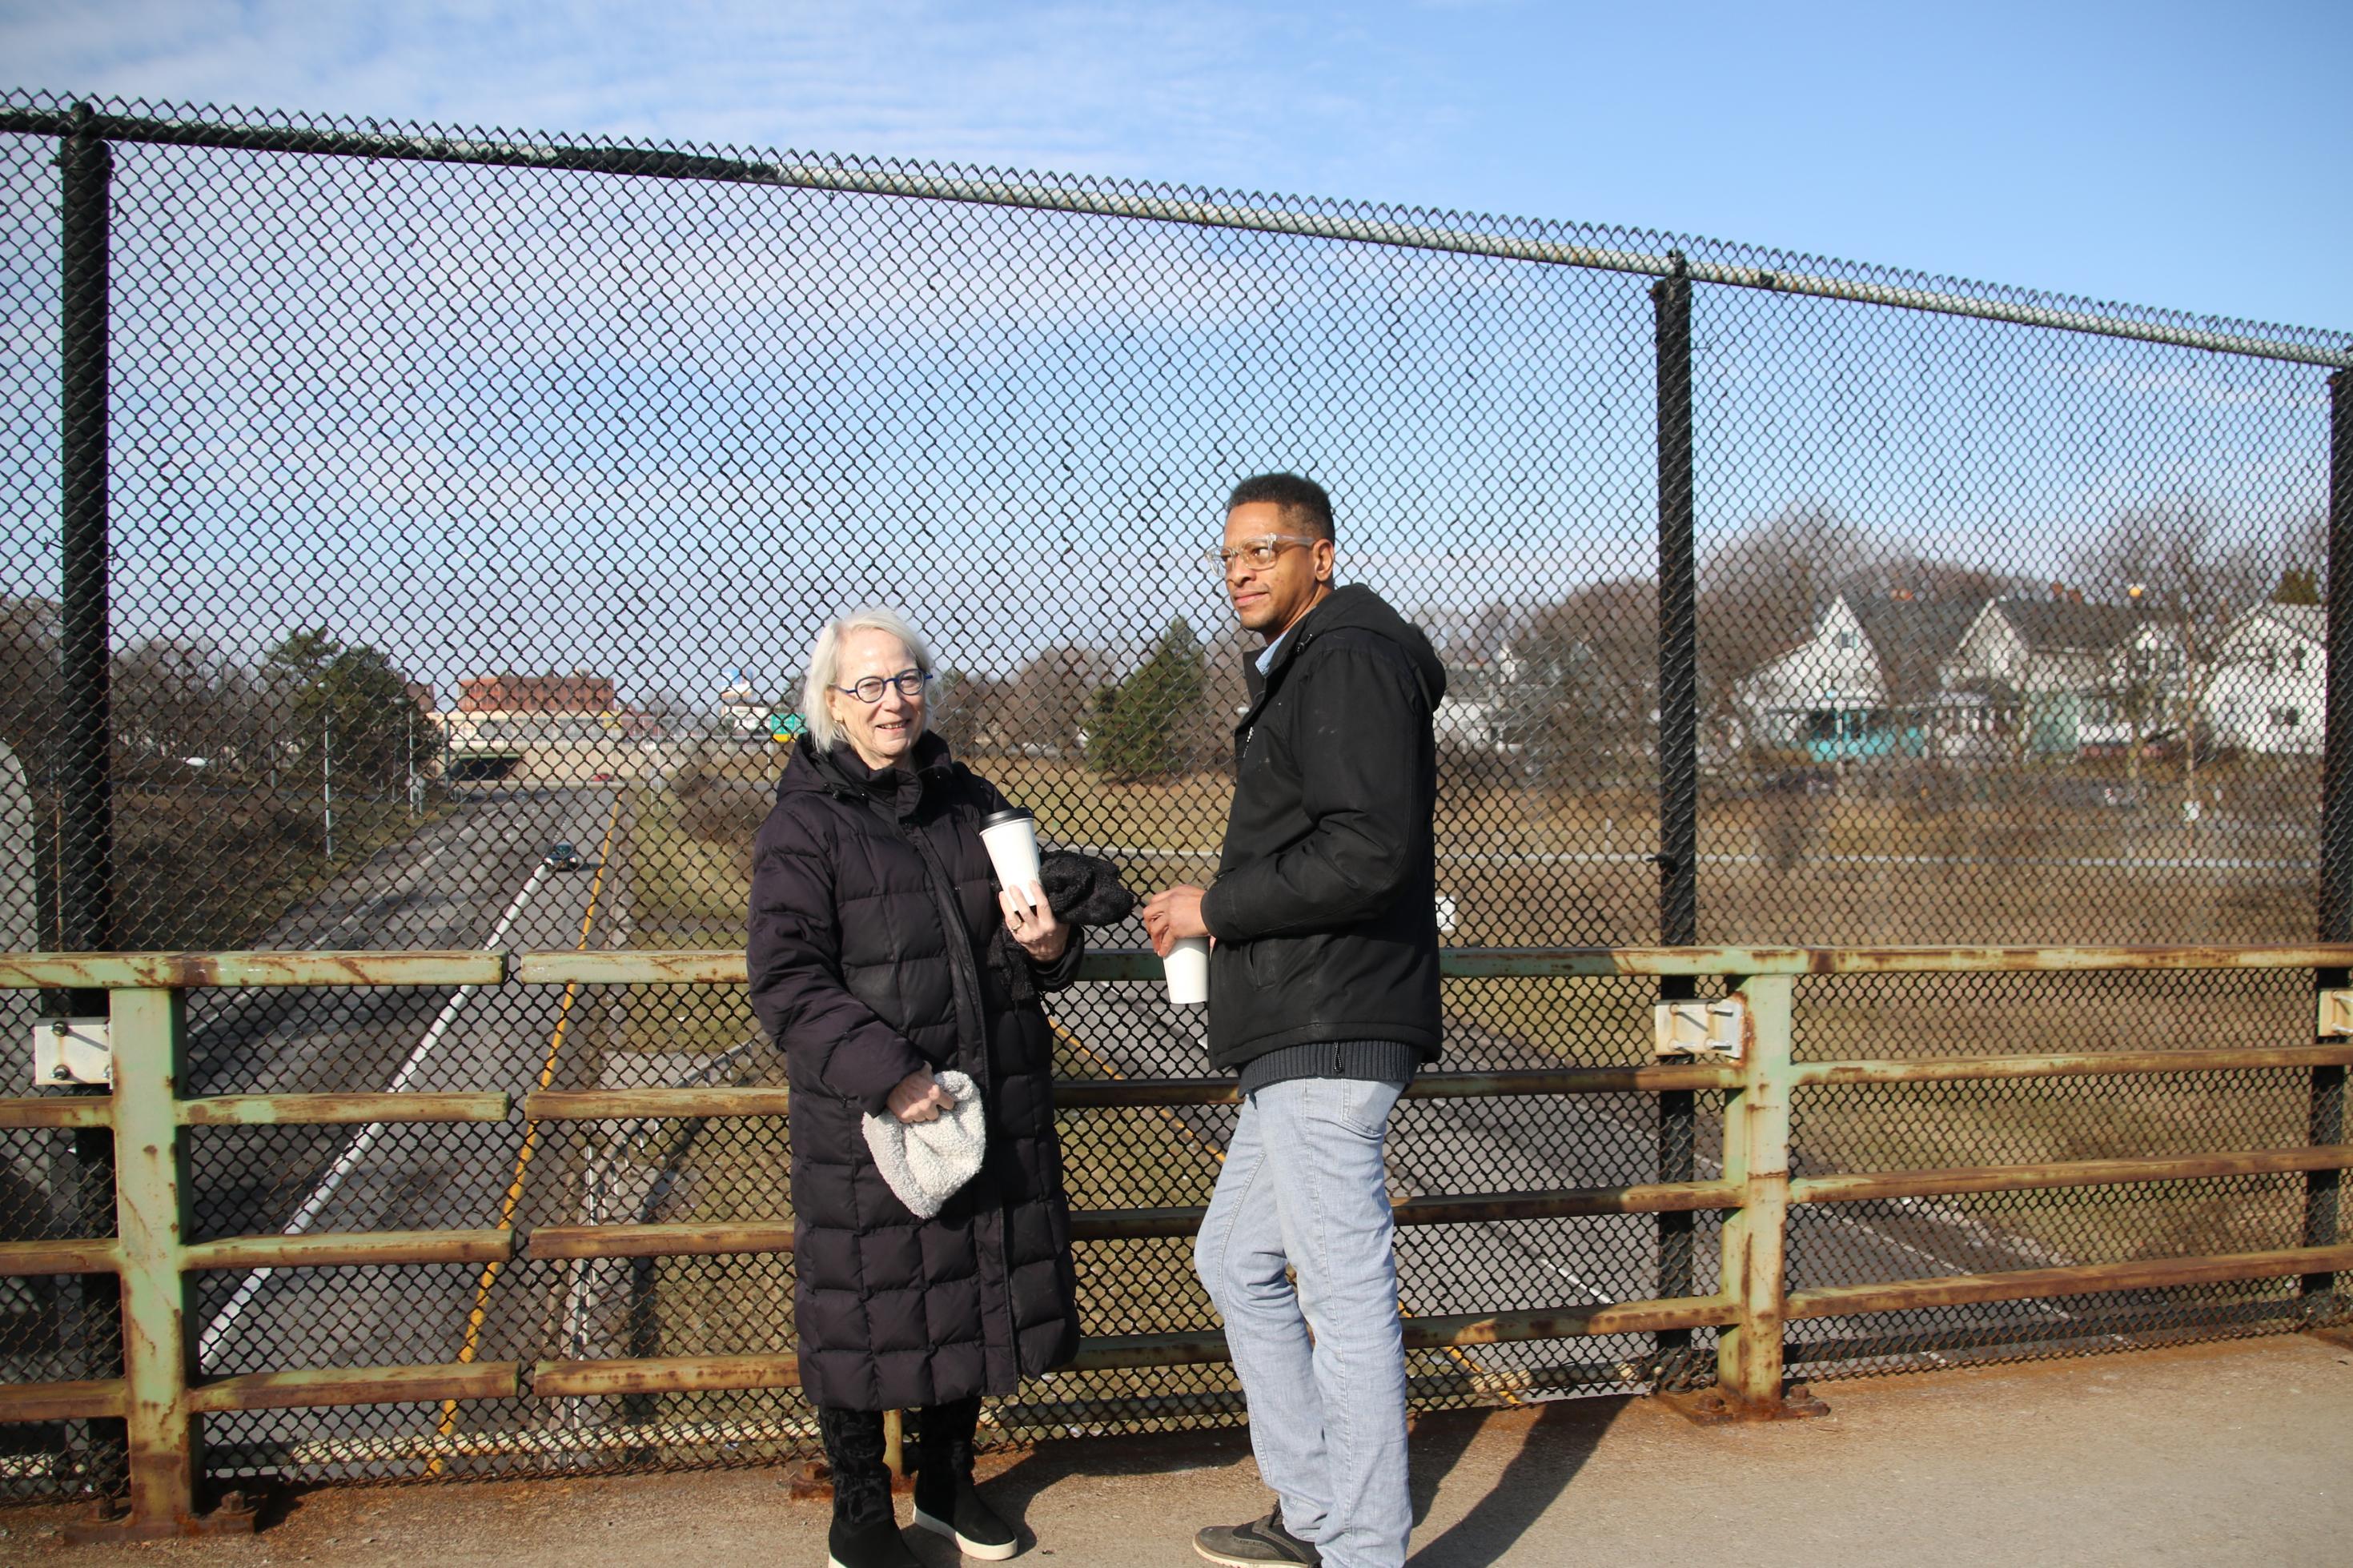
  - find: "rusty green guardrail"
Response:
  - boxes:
[2,944,2351,1538]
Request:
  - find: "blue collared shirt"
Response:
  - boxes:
[1255,626,1294,676]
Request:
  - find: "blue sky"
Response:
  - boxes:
[4,0,2346,333]
[0,0,2342,707]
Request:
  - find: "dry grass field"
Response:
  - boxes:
[102,784,454,949]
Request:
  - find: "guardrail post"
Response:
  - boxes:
[1708,975,1821,1418]
[1650,255,1701,1383]
[66,986,255,1542]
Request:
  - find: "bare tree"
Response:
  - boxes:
[930,668,1007,756]
[998,646,1106,759]
[0,596,60,772]
[1503,576,1659,788]
[114,636,264,772]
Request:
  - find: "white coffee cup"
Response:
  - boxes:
[979,808,1042,906]
[1163,936,1211,1006]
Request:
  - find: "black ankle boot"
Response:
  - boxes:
[911,1399,1018,1561]
[819,1406,918,1568]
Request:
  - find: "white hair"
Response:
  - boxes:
[801,608,935,752]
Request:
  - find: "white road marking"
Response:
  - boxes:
[198,862,552,1365]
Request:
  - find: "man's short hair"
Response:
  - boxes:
[1226,472,1335,542]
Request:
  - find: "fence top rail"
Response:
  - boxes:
[5,943,2344,992]
[4,91,2347,370]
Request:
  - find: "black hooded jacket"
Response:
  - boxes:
[746,730,1082,1411]
[1199,584,1448,1071]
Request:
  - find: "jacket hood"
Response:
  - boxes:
[1259,583,1448,704]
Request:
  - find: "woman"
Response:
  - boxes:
[747,608,1082,1568]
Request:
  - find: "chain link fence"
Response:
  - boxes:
[1,90,2348,1494]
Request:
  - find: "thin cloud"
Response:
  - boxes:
[2,1,1412,197]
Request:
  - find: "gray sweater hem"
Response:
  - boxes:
[1237,1038,1423,1097]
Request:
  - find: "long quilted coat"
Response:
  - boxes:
[746,731,1082,1412]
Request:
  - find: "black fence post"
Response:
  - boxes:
[1651,258,1700,1376]
[2311,367,2352,1317]
[56,102,126,1489]
[58,101,113,965]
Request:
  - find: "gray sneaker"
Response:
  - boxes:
[1193,1503,1322,1566]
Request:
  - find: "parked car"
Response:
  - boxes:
[544,842,583,871]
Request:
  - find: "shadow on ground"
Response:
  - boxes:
[959,1422,1258,1557]
[961,1395,1624,1566]
[1404,1398,1626,1565]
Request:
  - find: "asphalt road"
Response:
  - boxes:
[183,785,631,1463]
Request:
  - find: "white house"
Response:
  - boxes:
[1734,595,1885,746]
[2202,602,2325,756]
[1435,650,1517,752]
[1734,593,1984,757]
[1941,597,2173,756]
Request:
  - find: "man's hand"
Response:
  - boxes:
[886,1069,957,1124]
[1142,884,1211,958]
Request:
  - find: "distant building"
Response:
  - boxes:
[1735,593,1983,760]
[442,669,650,750]
[2203,603,2325,756]
[1434,651,1518,752]
[457,672,617,713]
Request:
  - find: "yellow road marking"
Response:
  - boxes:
[431,789,624,1470]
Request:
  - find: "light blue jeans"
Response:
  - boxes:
[1195,1077,1411,1568]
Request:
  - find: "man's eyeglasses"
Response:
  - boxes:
[1205,535,1322,571]
[836,668,934,704]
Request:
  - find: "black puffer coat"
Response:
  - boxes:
[747,731,1082,1412]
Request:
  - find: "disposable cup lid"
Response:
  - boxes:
[981,808,1034,828]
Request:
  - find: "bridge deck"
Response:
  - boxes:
[13,1333,2348,1565]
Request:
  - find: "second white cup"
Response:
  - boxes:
[1163,936,1211,1006]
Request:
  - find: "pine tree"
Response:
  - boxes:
[264,628,422,789]
[1087,617,1205,780]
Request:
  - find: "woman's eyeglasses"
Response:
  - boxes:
[836,669,934,704]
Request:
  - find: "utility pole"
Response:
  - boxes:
[322,712,335,862]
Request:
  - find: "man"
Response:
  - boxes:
[1144,472,1445,1568]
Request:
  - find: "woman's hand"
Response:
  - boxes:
[887,1069,957,1124]
[1000,882,1069,963]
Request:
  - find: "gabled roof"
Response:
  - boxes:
[1847,597,1985,700]
[1986,598,2145,653]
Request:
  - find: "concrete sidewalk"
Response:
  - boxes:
[6,1336,2349,1566]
